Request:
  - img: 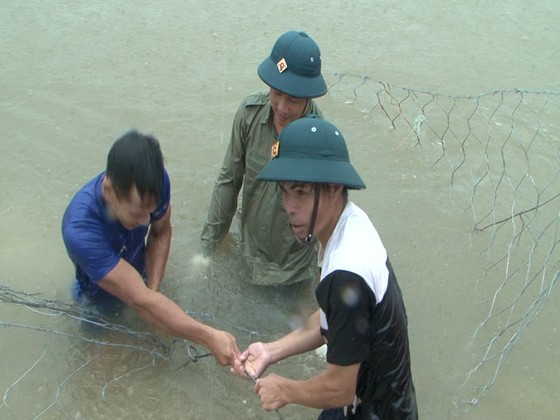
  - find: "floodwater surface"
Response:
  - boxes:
[1,1,559,419]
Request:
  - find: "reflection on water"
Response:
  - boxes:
[1,1,559,419]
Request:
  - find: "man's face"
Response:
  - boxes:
[280,181,342,244]
[279,181,318,241]
[269,88,308,133]
[104,179,156,230]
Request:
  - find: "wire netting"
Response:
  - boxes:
[327,74,559,407]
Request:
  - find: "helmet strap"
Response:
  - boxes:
[304,184,321,244]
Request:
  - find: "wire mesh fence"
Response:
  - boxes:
[327,74,559,408]
[0,283,273,419]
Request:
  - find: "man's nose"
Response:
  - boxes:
[277,96,289,113]
[283,194,295,214]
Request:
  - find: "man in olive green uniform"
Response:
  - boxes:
[201,31,327,286]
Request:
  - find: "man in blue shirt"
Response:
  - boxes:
[62,130,238,366]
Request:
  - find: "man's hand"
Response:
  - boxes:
[231,342,271,380]
[255,374,289,411]
[208,329,239,366]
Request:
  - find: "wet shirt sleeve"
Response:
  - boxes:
[315,269,376,366]
[63,209,121,285]
[201,101,247,245]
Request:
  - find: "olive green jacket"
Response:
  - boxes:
[201,91,322,285]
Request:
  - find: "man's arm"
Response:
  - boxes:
[238,310,360,411]
[265,310,325,364]
[233,310,325,379]
[201,103,247,249]
[145,204,172,292]
[98,259,238,366]
[256,362,359,411]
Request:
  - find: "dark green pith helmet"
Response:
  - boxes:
[257,31,327,99]
[257,116,366,190]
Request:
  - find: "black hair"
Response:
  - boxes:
[106,130,164,202]
[320,183,349,200]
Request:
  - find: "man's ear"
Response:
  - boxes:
[329,184,343,195]
[101,175,115,201]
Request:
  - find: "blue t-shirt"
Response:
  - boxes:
[62,170,171,302]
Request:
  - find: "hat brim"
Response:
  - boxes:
[257,157,366,190]
[258,58,327,99]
